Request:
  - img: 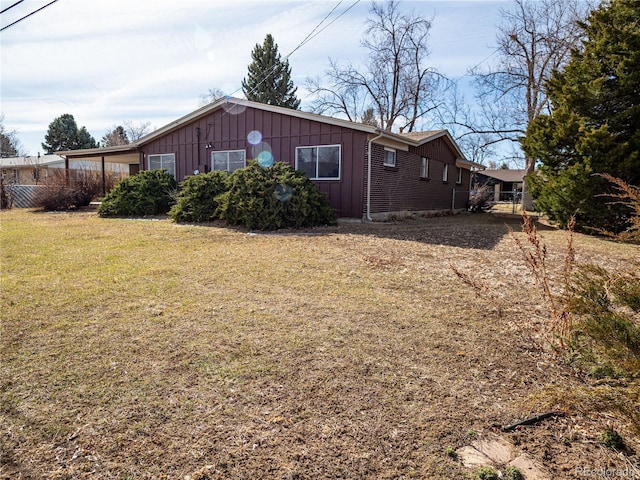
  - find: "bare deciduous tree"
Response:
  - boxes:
[0,114,26,157]
[306,0,444,132]
[198,87,226,107]
[101,125,129,147]
[453,0,591,208]
[123,120,152,142]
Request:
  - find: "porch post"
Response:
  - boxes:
[101,156,106,196]
[64,156,70,185]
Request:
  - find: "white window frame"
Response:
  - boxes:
[420,157,429,178]
[295,144,341,180]
[383,148,396,167]
[457,166,463,184]
[211,149,246,172]
[148,153,176,178]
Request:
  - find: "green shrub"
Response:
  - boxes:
[444,446,458,459]
[216,161,337,230]
[567,264,640,379]
[475,466,499,480]
[169,171,229,223]
[599,428,625,450]
[505,466,524,480]
[98,169,177,217]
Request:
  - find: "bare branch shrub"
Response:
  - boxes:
[0,175,16,209]
[510,212,575,346]
[596,174,640,244]
[453,211,639,431]
[35,168,123,211]
[467,184,493,213]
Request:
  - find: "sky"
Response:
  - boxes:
[1,0,510,157]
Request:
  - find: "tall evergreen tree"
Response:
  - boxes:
[241,34,300,109]
[42,114,98,153]
[523,0,640,232]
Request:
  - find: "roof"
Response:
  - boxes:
[0,155,65,168]
[476,169,526,182]
[56,97,483,168]
[398,130,447,142]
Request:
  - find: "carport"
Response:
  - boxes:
[57,144,142,195]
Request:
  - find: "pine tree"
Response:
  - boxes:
[241,34,300,109]
[523,0,640,232]
[42,114,98,153]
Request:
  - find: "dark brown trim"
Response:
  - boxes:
[101,156,106,196]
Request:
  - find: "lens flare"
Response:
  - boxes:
[252,141,274,168]
[274,184,293,202]
[257,151,274,168]
[222,102,246,115]
[247,130,262,145]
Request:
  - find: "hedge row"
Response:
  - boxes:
[98,161,337,230]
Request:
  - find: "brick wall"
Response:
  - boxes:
[366,142,467,215]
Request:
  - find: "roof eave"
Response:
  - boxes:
[135,97,379,146]
[57,144,138,158]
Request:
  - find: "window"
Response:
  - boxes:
[420,157,429,178]
[212,149,246,172]
[442,164,449,182]
[457,166,463,184]
[295,145,340,180]
[148,153,176,177]
[383,148,396,167]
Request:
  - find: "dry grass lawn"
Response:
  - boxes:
[1,209,638,479]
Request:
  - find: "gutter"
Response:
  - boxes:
[366,130,384,221]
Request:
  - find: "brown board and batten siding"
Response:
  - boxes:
[141,105,368,218]
[56,99,479,219]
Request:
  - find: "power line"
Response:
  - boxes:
[231,0,361,101]
[1,0,59,32]
[0,0,25,15]
[288,0,361,57]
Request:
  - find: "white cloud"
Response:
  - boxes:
[1,0,507,155]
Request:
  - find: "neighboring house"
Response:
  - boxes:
[0,154,128,185]
[472,169,525,202]
[0,155,65,185]
[1,155,129,208]
[58,98,482,219]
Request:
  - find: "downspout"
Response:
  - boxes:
[366,131,384,221]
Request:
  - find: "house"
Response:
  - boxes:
[1,154,129,208]
[472,169,525,202]
[0,154,128,186]
[58,98,482,220]
[0,155,66,185]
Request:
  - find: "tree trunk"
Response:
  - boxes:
[521,156,535,211]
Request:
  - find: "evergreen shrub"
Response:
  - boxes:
[169,171,229,223]
[98,169,177,217]
[216,161,337,230]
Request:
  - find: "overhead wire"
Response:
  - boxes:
[0,0,59,32]
[0,0,25,15]
[229,0,361,101]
